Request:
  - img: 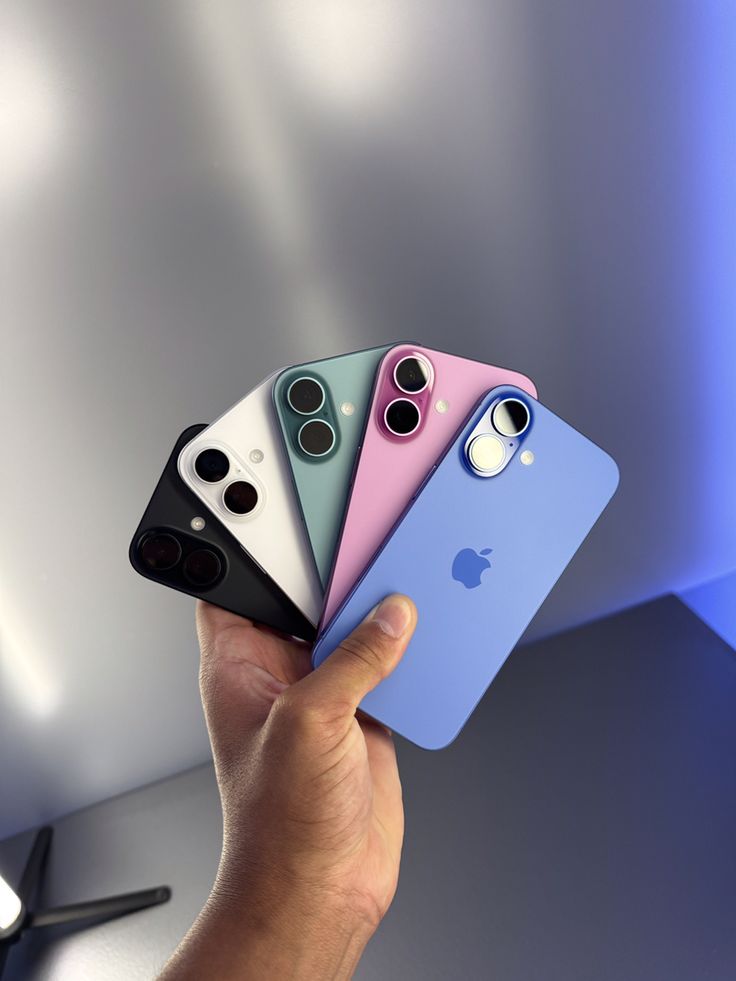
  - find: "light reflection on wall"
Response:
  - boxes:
[0,16,67,199]
[183,2,412,351]
[265,0,409,115]
[674,5,736,647]
[680,569,736,651]
[0,590,59,719]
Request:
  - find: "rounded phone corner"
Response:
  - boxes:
[410,718,467,752]
[127,536,142,575]
[271,366,289,402]
[175,440,192,483]
[606,454,621,497]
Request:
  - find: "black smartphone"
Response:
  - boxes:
[129,425,316,642]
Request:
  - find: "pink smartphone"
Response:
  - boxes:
[321,344,538,627]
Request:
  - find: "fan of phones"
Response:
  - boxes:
[130,344,618,748]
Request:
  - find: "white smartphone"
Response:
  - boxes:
[178,371,322,625]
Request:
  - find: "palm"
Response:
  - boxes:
[197,604,404,916]
[338,714,404,915]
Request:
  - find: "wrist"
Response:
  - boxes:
[210,890,374,979]
[160,866,377,981]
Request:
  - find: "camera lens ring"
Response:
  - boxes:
[286,376,326,416]
[467,433,506,474]
[182,548,223,587]
[297,418,336,457]
[384,398,421,437]
[139,532,182,571]
[393,356,431,395]
[194,447,230,483]
[491,397,530,438]
[223,479,259,515]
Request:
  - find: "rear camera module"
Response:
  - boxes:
[223,480,259,515]
[298,419,335,457]
[393,356,430,394]
[287,377,325,415]
[385,398,421,437]
[139,532,182,571]
[194,448,230,483]
[491,398,530,438]
[183,548,222,587]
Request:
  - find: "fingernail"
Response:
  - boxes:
[369,595,412,639]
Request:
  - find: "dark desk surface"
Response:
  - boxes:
[383,596,736,981]
[1,596,734,980]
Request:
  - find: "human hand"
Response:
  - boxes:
[159,594,417,980]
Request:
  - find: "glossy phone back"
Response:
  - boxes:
[321,345,538,626]
[130,425,315,642]
[312,387,619,749]
[272,346,391,587]
[178,372,322,625]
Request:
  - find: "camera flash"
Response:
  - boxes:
[191,516,206,531]
[520,450,535,466]
[340,402,355,416]
[249,449,264,464]
[435,399,449,414]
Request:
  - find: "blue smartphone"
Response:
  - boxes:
[312,386,619,750]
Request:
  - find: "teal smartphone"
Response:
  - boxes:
[272,345,392,586]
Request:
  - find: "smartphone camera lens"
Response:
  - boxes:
[139,532,182,571]
[223,480,259,515]
[491,398,530,438]
[298,419,335,457]
[394,356,430,394]
[183,548,222,587]
[287,377,325,415]
[384,398,421,437]
[194,448,230,483]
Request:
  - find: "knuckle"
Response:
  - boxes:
[337,631,390,681]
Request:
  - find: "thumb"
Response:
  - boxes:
[298,594,417,716]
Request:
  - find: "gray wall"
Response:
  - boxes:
[2,0,736,837]
[3,596,735,980]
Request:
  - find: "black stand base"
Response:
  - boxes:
[0,826,170,978]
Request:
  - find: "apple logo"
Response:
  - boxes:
[452,547,493,589]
